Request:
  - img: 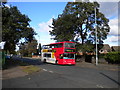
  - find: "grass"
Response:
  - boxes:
[21,65,41,74]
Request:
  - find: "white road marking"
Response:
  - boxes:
[28,77,31,80]
[96,85,104,88]
[43,69,47,71]
[49,71,54,73]
[42,69,54,73]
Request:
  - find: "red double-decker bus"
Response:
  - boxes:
[41,41,76,65]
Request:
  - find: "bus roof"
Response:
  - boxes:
[50,41,74,45]
[42,41,75,46]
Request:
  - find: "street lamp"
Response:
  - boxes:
[94,2,98,65]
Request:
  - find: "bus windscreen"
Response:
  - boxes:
[63,53,75,59]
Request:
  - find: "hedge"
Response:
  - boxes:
[104,52,120,64]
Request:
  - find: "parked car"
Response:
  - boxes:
[5,54,13,59]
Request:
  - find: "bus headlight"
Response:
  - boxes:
[64,61,66,62]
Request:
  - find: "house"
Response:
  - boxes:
[99,44,111,54]
[111,46,120,52]
[75,43,112,55]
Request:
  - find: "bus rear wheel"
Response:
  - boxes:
[55,60,58,64]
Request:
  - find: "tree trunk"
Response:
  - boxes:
[81,39,84,45]
[80,25,84,45]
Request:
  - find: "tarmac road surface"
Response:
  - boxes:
[2,57,119,88]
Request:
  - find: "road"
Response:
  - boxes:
[2,57,119,88]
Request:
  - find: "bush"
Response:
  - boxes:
[98,54,105,59]
[104,52,120,64]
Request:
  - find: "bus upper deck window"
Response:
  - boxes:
[65,43,75,48]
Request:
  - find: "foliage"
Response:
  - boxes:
[50,2,110,46]
[27,39,38,57]
[1,1,7,7]
[50,14,76,42]
[98,53,105,59]
[75,43,94,53]
[104,52,120,64]
[19,39,38,57]
[2,5,36,54]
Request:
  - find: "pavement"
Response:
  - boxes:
[76,61,119,71]
[2,66,28,80]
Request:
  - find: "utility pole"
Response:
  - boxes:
[95,3,98,65]
[0,0,2,7]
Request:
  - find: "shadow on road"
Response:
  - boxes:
[3,56,76,70]
[15,57,75,66]
[13,57,45,65]
[3,57,45,70]
[100,72,120,86]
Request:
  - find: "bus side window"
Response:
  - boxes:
[51,43,63,48]
[47,54,51,57]
[54,45,57,48]
[54,43,63,48]
[44,53,51,58]
[58,43,63,48]
[50,45,55,48]
[44,53,47,57]
[52,45,55,48]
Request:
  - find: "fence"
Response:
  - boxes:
[0,50,5,69]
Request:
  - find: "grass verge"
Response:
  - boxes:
[20,65,41,74]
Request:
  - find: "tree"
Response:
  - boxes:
[50,14,76,42]
[19,39,38,57]
[27,39,38,57]
[2,5,36,54]
[0,0,7,7]
[50,2,110,45]
[19,42,28,57]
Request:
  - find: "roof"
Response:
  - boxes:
[111,46,120,51]
[100,44,111,50]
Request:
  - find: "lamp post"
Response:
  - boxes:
[95,3,98,65]
[37,35,41,55]
[0,1,2,7]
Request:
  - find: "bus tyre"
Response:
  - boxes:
[43,59,46,63]
[55,60,58,64]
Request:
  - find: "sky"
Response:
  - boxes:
[7,2,68,46]
[0,0,119,50]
